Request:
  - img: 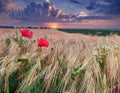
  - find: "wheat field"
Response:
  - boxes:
[0,28,120,93]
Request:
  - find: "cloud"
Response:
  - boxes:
[86,0,120,16]
[0,0,19,13]
[100,0,120,15]
[0,0,120,28]
[0,13,21,26]
[86,1,99,10]
[69,0,81,4]
[76,15,111,21]
[9,1,66,22]
[8,1,111,23]
[0,0,8,12]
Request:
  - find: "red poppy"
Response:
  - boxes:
[27,31,33,38]
[37,38,49,47]
[20,29,33,38]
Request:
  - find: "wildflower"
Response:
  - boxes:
[20,29,33,38]
[37,38,49,47]
[27,31,33,38]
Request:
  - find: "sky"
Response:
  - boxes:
[0,0,120,29]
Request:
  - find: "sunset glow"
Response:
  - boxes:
[0,0,119,29]
[52,25,57,29]
[46,23,59,29]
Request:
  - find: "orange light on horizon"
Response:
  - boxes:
[52,25,57,29]
[46,23,59,29]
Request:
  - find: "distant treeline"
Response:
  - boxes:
[58,29,120,36]
[0,26,14,28]
[0,26,51,29]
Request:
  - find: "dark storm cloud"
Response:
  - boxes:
[86,0,120,15]
[68,0,120,16]
[7,0,117,23]
[0,0,18,13]
[69,0,81,4]
[0,0,9,12]
[9,1,65,22]
[0,0,120,25]
[86,1,99,10]
[99,0,120,15]
[76,15,111,21]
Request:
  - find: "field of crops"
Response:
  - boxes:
[58,29,120,36]
[0,28,120,93]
